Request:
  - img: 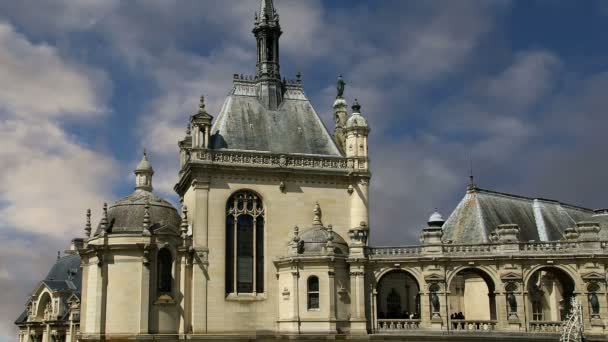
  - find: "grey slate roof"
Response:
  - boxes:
[442,187,595,243]
[15,254,81,324]
[94,189,181,236]
[209,84,342,156]
[297,226,349,255]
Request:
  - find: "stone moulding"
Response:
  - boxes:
[187,148,369,172]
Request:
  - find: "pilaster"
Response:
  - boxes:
[190,179,209,334]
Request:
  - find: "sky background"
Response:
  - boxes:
[1,0,608,340]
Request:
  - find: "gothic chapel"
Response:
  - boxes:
[16,1,608,341]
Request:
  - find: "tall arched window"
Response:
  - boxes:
[157,248,173,294]
[307,276,320,310]
[226,191,264,294]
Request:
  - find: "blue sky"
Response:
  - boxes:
[1,1,608,340]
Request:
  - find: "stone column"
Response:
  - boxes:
[139,252,150,334]
[495,290,508,329]
[191,180,209,334]
[328,270,337,331]
[292,270,300,333]
[178,250,190,334]
[350,178,369,231]
[370,284,378,333]
[349,269,367,333]
[192,125,200,148]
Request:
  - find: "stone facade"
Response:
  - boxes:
[15,1,608,341]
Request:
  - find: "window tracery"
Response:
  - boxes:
[226,191,265,294]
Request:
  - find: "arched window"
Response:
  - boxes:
[307,276,319,310]
[226,191,264,294]
[157,248,173,294]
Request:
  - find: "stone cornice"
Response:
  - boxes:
[175,149,370,195]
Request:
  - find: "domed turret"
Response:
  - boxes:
[288,203,348,256]
[428,210,445,227]
[94,151,181,236]
[344,99,369,160]
[345,99,369,130]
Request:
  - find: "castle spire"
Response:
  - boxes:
[134,150,154,191]
[253,0,283,109]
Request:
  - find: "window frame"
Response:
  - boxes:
[225,190,265,296]
[156,248,173,295]
[307,276,320,311]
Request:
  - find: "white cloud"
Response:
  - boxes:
[0,21,109,119]
[0,21,116,341]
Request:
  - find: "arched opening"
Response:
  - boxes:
[157,248,173,294]
[226,191,265,295]
[36,292,51,320]
[376,270,421,320]
[448,268,497,321]
[526,267,575,322]
[307,276,319,310]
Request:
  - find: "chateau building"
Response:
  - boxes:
[15,1,608,341]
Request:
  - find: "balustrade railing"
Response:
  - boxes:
[370,246,421,256]
[529,321,563,333]
[368,240,594,259]
[376,319,421,331]
[443,244,498,254]
[450,320,497,331]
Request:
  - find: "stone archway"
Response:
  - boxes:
[448,268,497,321]
[526,267,575,322]
[376,270,421,320]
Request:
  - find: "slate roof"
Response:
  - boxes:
[94,189,181,236]
[297,226,349,255]
[442,187,595,243]
[15,254,81,324]
[209,86,342,156]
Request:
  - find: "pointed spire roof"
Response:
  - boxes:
[258,0,277,23]
[134,150,154,191]
[135,150,154,173]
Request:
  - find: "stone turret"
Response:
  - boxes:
[344,99,369,159]
[135,150,154,191]
[421,211,444,252]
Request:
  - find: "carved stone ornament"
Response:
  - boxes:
[142,243,151,266]
[282,287,290,299]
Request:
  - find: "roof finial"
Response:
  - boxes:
[468,156,476,191]
[100,203,108,236]
[186,123,191,136]
[85,208,92,238]
[57,251,61,261]
[352,99,361,113]
[142,199,151,236]
[180,205,189,238]
[313,202,323,226]
[337,75,345,99]
[198,95,206,113]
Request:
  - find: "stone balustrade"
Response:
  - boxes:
[376,319,421,331]
[528,321,563,333]
[370,246,421,256]
[450,320,497,331]
[369,240,599,259]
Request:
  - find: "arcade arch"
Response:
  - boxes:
[448,268,497,321]
[376,270,421,319]
[526,267,575,322]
